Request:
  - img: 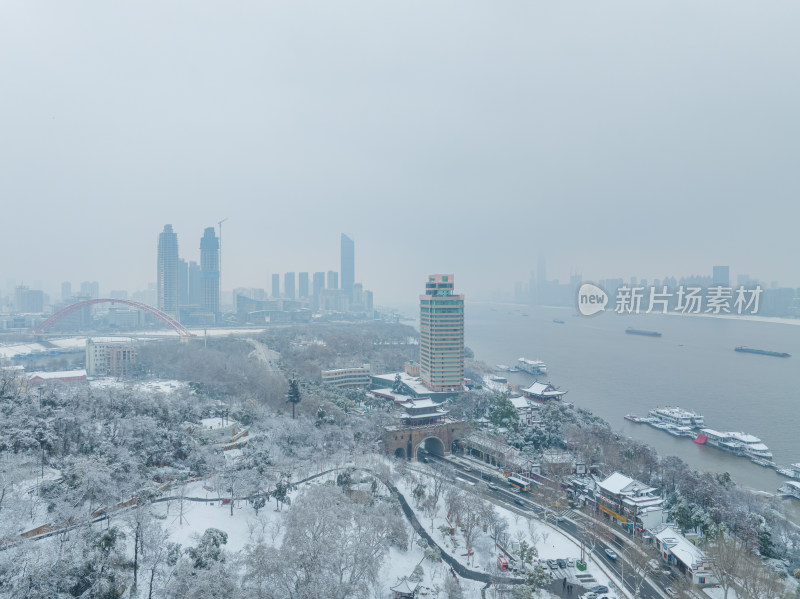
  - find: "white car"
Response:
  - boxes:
[665,588,679,598]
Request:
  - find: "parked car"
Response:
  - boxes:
[557,559,567,568]
[588,585,609,594]
[604,548,617,560]
[547,559,558,569]
[567,558,575,567]
[665,588,679,598]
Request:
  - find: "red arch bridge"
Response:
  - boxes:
[33,299,196,338]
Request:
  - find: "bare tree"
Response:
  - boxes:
[706,529,745,599]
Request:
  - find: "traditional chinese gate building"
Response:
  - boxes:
[383,398,466,459]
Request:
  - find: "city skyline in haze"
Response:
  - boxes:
[1,1,799,301]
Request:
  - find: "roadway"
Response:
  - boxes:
[424,452,672,599]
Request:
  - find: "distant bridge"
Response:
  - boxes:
[33,299,196,338]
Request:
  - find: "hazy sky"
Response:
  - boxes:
[2,1,799,303]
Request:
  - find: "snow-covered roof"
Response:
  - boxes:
[400,398,438,409]
[509,396,531,409]
[598,472,634,494]
[390,579,418,593]
[373,371,434,396]
[522,382,549,394]
[370,388,416,403]
[597,472,656,497]
[521,381,565,397]
[26,369,87,380]
[728,432,762,444]
[654,525,706,569]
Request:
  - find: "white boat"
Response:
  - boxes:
[778,464,800,479]
[648,406,705,428]
[699,429,772,460]
[517,357,547,375]
[496,364,510,371]
[778,481,800,500]
[729,432,773,461]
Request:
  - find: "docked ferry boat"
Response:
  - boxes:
[698,429,773,461]
[776,464,800,479]
[649,406,705,428]
[517,358,547,375]
[778,481,800,500]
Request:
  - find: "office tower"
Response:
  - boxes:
[178,259,189,307]
[312,272,325,309]
[713,266,730,287]
[271,274,280,298]
[81,281,100,299]
[284,272,296,300]
[14,286,44,313]
[200,227,220,317]
[61,281,72,301]
[352,282,363,307]
[341,234,354,300]
[157,224,179,316]
[419,274,464,393]
[365,290,374,315]
[298,272,309,298]
[327,270,339,289]
[188,261,202,305]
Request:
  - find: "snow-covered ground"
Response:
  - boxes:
[702,587,738,599]
[0,342,49,359]
[152,471,489,597]
[89,378,187,393]
[395,462,624,598]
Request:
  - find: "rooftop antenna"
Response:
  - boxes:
[218,218,228,312]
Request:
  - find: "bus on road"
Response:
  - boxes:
[507,475,531,492]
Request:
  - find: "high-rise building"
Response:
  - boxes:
[200,227,220,317]
[327,270,339,289]
[188,261,202,305]
[364,290,374,315]
[341,234,354,300]
[419,274,464,393]
[86,338,137,377]
[298,272,309,298]
[14,286,44,313]
[61,281,72,301]
[271,274,280,298]
[284,272,296,299]
[80,281,100,299]
[178,259,189,307]
[157,225,179,316]
[312,272,325,309]
[713,266,730,287]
